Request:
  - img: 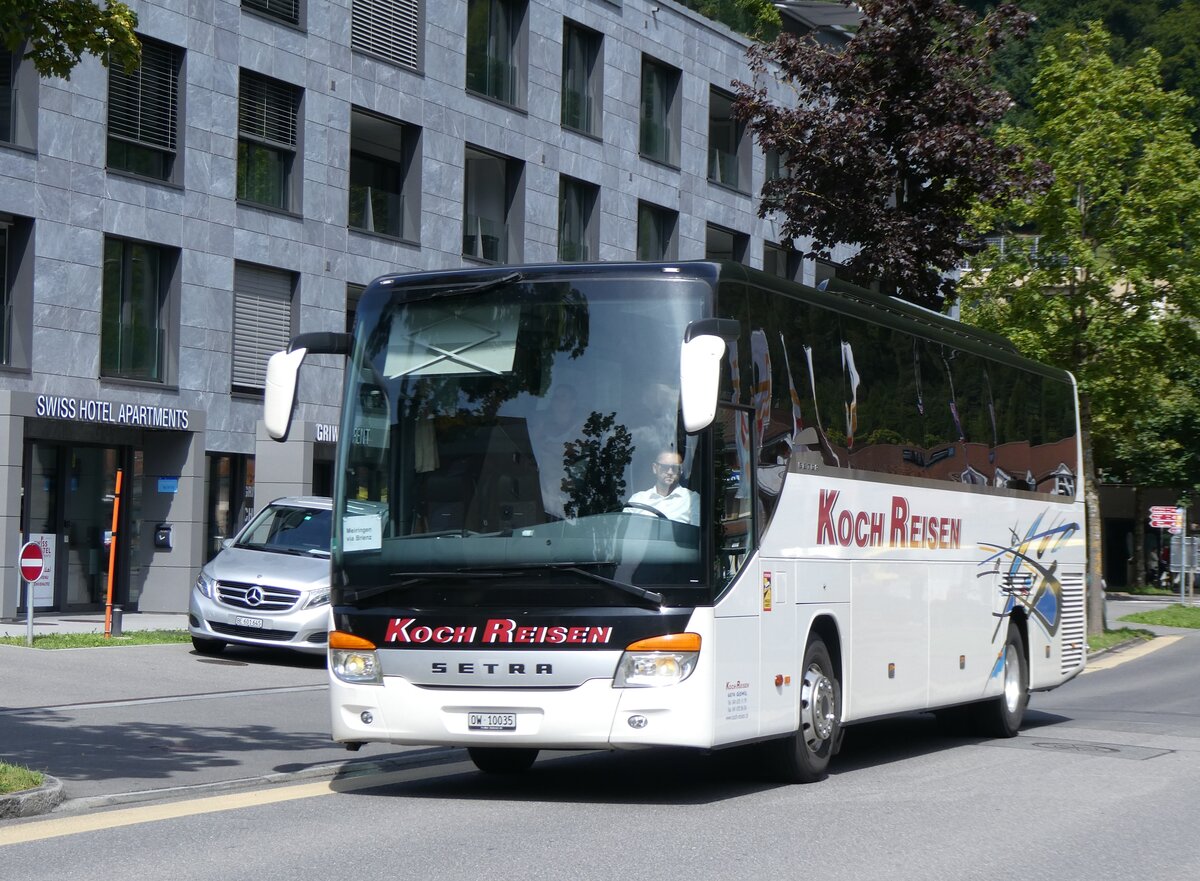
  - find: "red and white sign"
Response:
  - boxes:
[1149,506,1184,530]
[19,541,44,583]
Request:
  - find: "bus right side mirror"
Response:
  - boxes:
[264,347,307,441]
[680,334,727,433]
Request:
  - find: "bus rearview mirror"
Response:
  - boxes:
[264,347,307,441]
[680,334,726,433]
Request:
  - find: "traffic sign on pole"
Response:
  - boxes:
[1150,505,1179,528]
[19,541,45,583]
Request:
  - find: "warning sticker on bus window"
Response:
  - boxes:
[343,515,382,552]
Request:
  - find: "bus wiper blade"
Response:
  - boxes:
[343,573,454,603]
[538,563,664,608]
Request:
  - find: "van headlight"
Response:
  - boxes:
[330,631,382,685]
[614,633,701,688]
[305,588,331,608]
[195,571,217,599]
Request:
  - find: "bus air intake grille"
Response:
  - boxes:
[1059,571,1086,673]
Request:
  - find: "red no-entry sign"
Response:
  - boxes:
[19,541,44,583]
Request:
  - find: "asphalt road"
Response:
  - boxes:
[1,598,1197,880]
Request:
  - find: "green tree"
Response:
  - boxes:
[962,1,1200,144]
[959,23,1200,631]
[0,0,140,79]
[678,0,782,40]
[732,0,1036,310]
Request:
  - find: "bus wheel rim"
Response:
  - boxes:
[802,665,835,748]
[1002,644,1022,713]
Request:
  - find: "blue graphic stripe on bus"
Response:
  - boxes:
[977,511,1080,643]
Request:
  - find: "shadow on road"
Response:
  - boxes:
[339,707,1080,806]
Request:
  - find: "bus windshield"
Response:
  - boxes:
[334,268,712,606]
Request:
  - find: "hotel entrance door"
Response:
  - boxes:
[23,442,131,611]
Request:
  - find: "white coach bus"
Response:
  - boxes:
[264,261,1086,783]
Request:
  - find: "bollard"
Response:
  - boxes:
[111,605,123,637]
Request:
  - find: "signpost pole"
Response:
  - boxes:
[25,575,33,647]
[104,469,123,639]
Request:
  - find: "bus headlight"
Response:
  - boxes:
[613,633,701,688]
[330,631,382,685]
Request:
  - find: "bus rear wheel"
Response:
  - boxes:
[768,635,840,783]
[972,624,1028,738]
[467,747,539,774]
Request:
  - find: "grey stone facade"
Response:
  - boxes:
[0,0,835,616]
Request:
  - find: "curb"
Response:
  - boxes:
[5,747,462,820]
[0,775,65,820]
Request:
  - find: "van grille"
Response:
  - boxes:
[217,581,301,612]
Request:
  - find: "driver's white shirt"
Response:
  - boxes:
[627,486,699,525]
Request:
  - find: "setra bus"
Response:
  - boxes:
[264,261,1086,782]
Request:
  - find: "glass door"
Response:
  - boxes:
[62,446,124,609]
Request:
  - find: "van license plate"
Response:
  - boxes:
[468,713,516,731]
[235,616,265,629]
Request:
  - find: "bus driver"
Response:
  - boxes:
[625,450,700,525]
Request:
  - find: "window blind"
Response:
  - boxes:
[352,0,420,70]
[108,40,178,151]
[232,264,293,389]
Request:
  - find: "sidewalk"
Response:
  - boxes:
[0,611,439,821]
[0,611,189,639]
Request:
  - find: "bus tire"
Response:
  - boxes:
[768,635,840,783]
[467,747,539,774]
[972,624,1028,738]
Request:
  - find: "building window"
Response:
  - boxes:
[559,175,598,262]
[463,145,522,263]
[242,0,301,26]
[237,70,300,211]
[0,45,37,149]
[706,224,748,263]
[0,214,33,369]
[349,108,419,240]
[764,242,801,281]
[232,263,295,392]
[107,37,181,183]
[708,87,747,191]
[561,21,601,135]
[466,0,526,107]
[352,0,421,70]
[640,56,680,167]
[346,283,364,334]
[765,147,791,182]
[102,237,176,382]
[637,201,677,261]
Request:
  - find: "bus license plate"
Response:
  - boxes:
[235,616,265,629]
[468,713,516,731]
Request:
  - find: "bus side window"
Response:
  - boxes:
[714,406,754,583]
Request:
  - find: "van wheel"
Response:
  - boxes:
[467,747,539,774]
[766,635,840,783]
[972,624,1028,738]
[191,636,226,656]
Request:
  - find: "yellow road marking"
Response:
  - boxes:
[1084,635,1182,672]
[0,761,472,847]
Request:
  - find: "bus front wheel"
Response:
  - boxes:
[768,635,840,783]
[467,747,539,774]
[972,624,1028,738]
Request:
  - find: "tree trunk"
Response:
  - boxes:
[1132,484,1145,589]
[1079,394,1107,634]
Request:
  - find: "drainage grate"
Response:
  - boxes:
[989,736,1171,761]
